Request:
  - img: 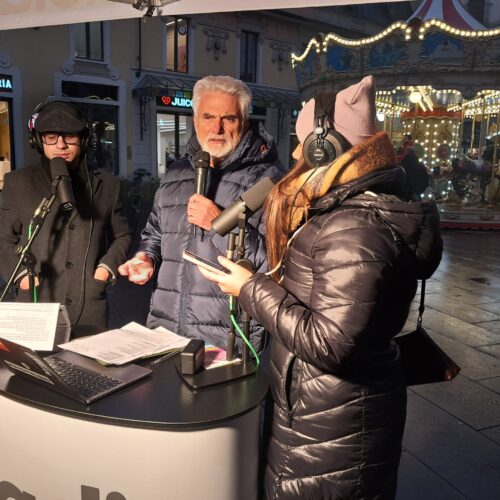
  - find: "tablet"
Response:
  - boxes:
[182,250,230,274]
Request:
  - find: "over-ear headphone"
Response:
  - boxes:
[28,100,92,155]
[302,91,349,169]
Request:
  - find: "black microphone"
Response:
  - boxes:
[194,150,210,196]
[192,150,210,237]
[50,157,75,212]
[212,177,275,236]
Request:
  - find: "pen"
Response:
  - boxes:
[150,349,181,367]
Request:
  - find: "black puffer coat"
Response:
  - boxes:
[239,149,442,498]
[139,123,284,350]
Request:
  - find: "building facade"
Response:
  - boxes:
[0,11,315,178]
[0,5,422,179]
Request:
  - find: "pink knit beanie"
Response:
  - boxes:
[295,75,377,147]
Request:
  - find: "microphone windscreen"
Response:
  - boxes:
[50,157,75,211]
[50,156,69,179]
[194,150,210,168]
[240,177,275,212]
[211,177,275,236]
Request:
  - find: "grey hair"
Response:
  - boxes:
[192,75,252,120]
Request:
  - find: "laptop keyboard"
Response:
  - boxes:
[46,356,121,399]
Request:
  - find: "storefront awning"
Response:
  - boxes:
[133,73,301,109]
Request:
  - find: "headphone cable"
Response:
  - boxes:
[73,163,93,326]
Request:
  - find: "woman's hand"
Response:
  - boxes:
[196,256,253,297]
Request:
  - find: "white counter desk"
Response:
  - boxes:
[0,348,268,500]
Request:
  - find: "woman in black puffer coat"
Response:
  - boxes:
[197,76,443,499]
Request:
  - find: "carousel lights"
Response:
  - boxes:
[294,17,500,70]
[375,101,409,114]
[409,91,422,103]
[291,38,322,65]
[323,21,410,47]
[417,19,500,40]
[447,91,500,113]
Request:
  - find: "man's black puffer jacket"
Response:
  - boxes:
[139,123,284,351]
[239,157,442,498]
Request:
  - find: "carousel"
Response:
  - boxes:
[292,0,500,228]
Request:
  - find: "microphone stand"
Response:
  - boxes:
[0,186,58,303]
[177,205,257,389]
[225,232,237,361]
[234,210,254,367]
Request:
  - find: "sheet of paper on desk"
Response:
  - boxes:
[0,302,59,351]
[58,322,190,365]
[204,345,240,370]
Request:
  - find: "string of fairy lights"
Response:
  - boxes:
[417,19,500,39]
[448,90,500,116]
[291,19,500,66]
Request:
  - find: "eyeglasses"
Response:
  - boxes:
[41,133,81,146]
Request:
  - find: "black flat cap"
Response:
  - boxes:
[34,101,87,134]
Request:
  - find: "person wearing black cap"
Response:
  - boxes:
[0,101,132,331]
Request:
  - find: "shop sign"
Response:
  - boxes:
[0,74,13,92]
[157,95,192,109]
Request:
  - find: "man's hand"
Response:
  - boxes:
[187,194,221,231]
[118,252,154,285]
[94,267,110,281]
[19,275,40,290]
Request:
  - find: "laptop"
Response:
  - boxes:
[0,337,152,404]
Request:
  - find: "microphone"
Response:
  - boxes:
[50,157,75,211]
[212,177,275,236]
[192,150,210,237]
[194,150,210,196]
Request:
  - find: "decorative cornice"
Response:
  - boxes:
[62,57,120,80]
[203,27,229,61]
[0,53,12,68]
[270,42,291,71]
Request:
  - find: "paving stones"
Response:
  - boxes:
[397,231,500,499]
[400,392,500,499]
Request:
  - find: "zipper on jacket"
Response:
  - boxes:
[178,232,195,335]
[286,363,306,428]
[283,354,297,427]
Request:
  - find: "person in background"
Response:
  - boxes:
[0,101,132,330]
[118,75,284,353]
[400,147,429,199]
[196,75,443,499]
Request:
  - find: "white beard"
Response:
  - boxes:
[201,134,237,161]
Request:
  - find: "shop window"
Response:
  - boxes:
[74,22,104,61]
[240,31,258,83]
[0,99,12,187]
[157,112,194,176]
[75,104,119,175]
[62,81,118,101]
[165,17,188,73]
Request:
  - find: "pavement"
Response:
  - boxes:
[396,230,500,500]
[107,229,500,500]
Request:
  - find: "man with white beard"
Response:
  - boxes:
[119,75,284,352]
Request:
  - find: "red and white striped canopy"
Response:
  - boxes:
[408,0,486,30]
